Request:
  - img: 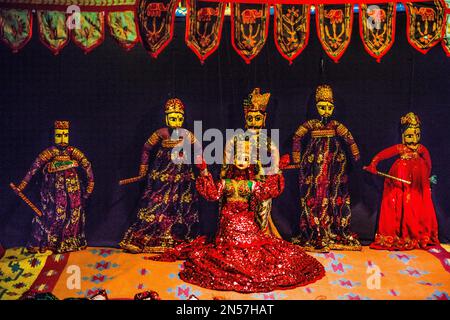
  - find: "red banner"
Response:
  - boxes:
[405,0,446,54]
[200,0,438,3]
[274,4,310,64]
[359,3,396,62]
[185,0,225,63]
[138,0,179,58]
[316,4,353,63]
[231,3,270,64]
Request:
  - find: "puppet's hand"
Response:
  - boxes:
[363,164,377,175]
[279,154,291,170]
[430,175,438,185]
[195,155,208,175]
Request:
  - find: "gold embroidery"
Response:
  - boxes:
[311,129,336,138]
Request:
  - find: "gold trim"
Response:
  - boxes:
[329,243,362,251]
[311,129,336,138]
[162,139,183,148]
[119,242,174,254]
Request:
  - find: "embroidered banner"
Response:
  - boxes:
[274,4,310,64]
[316,4,353,63]
[0,0,136,11]
[0,9,32,53]
[185,0,225,63]
[441,0,450,55]
[138,0,179,58]
[405,0,446,54]
[231,3,270,64]
[107,11,139,51]
[37,10,69,55]
[359,3,396,62]
[71,11,105,53]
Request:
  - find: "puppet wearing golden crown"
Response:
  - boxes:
[221,88,281,239]
[291,84,361,252]
[12,120,94,253]
[119,98,201,254]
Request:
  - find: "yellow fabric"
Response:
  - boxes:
[267,214,282,239]
[52,246,450,300]
[0,247,51,300]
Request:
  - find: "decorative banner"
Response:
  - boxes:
[316,4,353,63]
[138,0,179,58]
[71,11,105,54]
[274,4,310,64]
[359,3,397,62]
[231,3,270,64]
[0,9,32,53]
[185,0,225,64]
[37,10,69,55]
[405,0,446,54]
[0,0,137,10]
[441,0,450,55]
[107,11,139,51]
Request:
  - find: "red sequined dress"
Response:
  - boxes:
[367,144,439,250]
[155,170,325,293]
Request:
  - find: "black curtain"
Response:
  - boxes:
[0,12,449,247]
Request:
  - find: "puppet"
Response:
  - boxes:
[364,112,439,250]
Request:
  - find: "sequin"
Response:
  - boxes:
[153,172,325,293]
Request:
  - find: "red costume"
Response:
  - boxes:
[154,155,325,293]
[367,140,439,250]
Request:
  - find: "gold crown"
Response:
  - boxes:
[165,98,185,114]
[400,112,420,128]
[243,88,270,114]
[315,84,334,104]
[54,120,69,129]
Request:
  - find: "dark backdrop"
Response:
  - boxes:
[1,12,449,247]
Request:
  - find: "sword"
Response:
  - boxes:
[282,164,301,170]
[119,176,144,186]
[363,167,411,185]
[9,183,43,216]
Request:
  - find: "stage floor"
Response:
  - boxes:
[1,245,449,300]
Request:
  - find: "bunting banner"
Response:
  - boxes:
[0,8,32,53]
[405,0,446,54]
[185,0,225,63]
[274,4,310,64]
[37,10,69,55]
[107,11,139,51]
[138,0,179,58]
[0,1,448,61]
[359,3,397,62]
[316,4,353,63]
[441,0,450,55]
[231,3,270,64]
[71,11,105,53]
[0,0,137,10]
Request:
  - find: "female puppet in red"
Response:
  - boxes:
[365,112,439,250]
[153,142,325,293]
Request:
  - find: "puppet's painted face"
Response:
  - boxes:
[316,101,334,118]
[54,129,69,147]
[235,152,251,170]
[402,127,421,151]
[245,111,266,129]
[165,112,184,129]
